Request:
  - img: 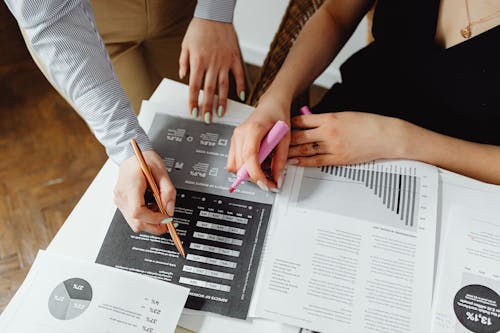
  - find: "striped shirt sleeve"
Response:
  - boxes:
[194,0,237,23]
[3,0,153,164]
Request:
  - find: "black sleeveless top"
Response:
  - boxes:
[313,0,500,145]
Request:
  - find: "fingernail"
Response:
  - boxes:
[288,159,299,165]
[179,71,185,80]
[271,187,280,193]
[166,201,175,216]
[256,180,269,192]
[174,222,179,228]
[239,91,246,102]
[277,173,284,189]
[204,112,211,124]
[161,217,173,225]
[191,107,198,119]
[217,105,224,117]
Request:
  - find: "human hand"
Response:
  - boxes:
[226,95,291,192]
[113,150,176,235]
[288,112,407,166]
[179,18,245,124]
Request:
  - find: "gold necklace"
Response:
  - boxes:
[461,0,500,38]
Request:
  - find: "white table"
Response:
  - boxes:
[48,79,500,332]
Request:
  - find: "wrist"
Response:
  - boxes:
[387,117,415,160]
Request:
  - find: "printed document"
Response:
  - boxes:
[97,114,275,319]
[432,207,500,333]
[251,162,439,333]
[0,250,188,333]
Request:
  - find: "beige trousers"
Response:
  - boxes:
[90,0,196,112]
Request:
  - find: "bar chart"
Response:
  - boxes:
[296,163,422,231]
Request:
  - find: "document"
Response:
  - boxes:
[432,207,500,333]
[97,114,275,319]
[0,250,188,333]
[250,162,439,333]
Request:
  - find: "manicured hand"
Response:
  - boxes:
[179,18,245,124]
[226,96,291,192]
[114,150,176,235]
[288,112,407,166]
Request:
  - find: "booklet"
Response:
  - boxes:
[0,250,189,333]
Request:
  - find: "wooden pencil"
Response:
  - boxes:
[130,139,185,257]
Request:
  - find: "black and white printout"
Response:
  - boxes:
[250,161,439,333]
[0,251,188,333]
[96,114,274,319]
[432,207,500,333]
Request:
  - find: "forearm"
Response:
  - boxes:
[5,0,151,164]
[265,0,372,103]
[400,121,500,185]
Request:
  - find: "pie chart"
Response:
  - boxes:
[48,278,93,320]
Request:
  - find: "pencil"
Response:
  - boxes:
[130,139,186,257]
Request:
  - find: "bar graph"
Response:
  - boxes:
[296,163,422,231]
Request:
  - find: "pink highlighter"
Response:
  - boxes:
[229,120,290,193]
[300,105,312,115]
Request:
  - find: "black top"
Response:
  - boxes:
[313,0,500,145]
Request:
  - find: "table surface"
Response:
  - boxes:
[47,79,500,332]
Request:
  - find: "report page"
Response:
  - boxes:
[252,161,439,333]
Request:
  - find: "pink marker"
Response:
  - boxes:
[229,120,289,193]
[300,105,312,115]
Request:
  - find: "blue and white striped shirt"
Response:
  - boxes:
[4,0,236,164]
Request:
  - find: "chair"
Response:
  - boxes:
[247,0,325,114]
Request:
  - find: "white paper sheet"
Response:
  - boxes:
[0,251,189,333]
[432,207,500,333]
[251,161,439,333]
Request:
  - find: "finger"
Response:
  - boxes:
[243,145,275,191]
[127,211,169,235]
[231,59,246,102]
[137,223,169,236]
[150,163,177,217]
[226,134,237,174]
[202,68,217,124]
[217,69,229,118]
[290,154,335,168]
[271,134,290,189]
[290,128,324,145]
[179,47,189,80]
[188,57,204,119]
[291,114,326,129]
[288,142,325,158]
[127,198,167,227]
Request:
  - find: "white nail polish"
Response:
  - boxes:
[257,180,269,192]
[161,217,173,225]
[271,188,280,193]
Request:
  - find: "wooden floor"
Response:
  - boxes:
[0,58,108,312]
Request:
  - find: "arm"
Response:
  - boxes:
[403,122,500,184]
[226,0,373,190]
[289,113,500,185]
[264,0,373,104]
[5,0,176,234]
[179,0,245,124]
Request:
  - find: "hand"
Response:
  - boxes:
[113,150,176,235]
[288,112,407,166]
[179,18,245,124]
[226,95,291,191]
